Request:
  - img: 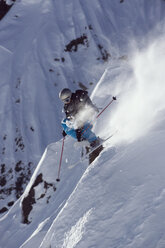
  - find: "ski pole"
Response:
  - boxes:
[81,96,117,135]
[96,96,116,118]
[56,136,65,182]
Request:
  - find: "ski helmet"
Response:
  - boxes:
[59,88,72,103]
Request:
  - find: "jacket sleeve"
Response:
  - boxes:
[80,91,99,112]
[75,90,88,101]
[75,90,96,107]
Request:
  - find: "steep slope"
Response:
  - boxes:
[40,130,165,248]
[1,30,165,247]
[1,0,164,214]
[0,137,89,248]
[0,0,165,247]
[0,0,112,214]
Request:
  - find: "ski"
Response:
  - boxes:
[68,133,114,169]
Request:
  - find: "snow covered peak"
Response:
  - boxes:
[0,0,165,247]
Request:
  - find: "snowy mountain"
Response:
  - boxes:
[0,0,165,247]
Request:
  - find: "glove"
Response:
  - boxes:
[62,130,67,137]
[76,128,83,142]
[113,96,117,100]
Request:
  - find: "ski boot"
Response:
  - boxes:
[89,137,104,164]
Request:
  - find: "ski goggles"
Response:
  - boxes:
[62,97,71,104]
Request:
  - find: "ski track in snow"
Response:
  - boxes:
[0,0,165,248]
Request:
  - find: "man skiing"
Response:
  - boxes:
[59,88,103,162]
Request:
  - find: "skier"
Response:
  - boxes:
[59,88,103,162]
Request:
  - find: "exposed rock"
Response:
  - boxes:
[21,173,56,224]
[64,34,88,52]
[0,207,8,214]
[0,0,12,20]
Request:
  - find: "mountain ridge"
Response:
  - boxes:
[0,0,165,247]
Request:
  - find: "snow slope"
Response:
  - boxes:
[40,131,165,248]
[0,0,165,247]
